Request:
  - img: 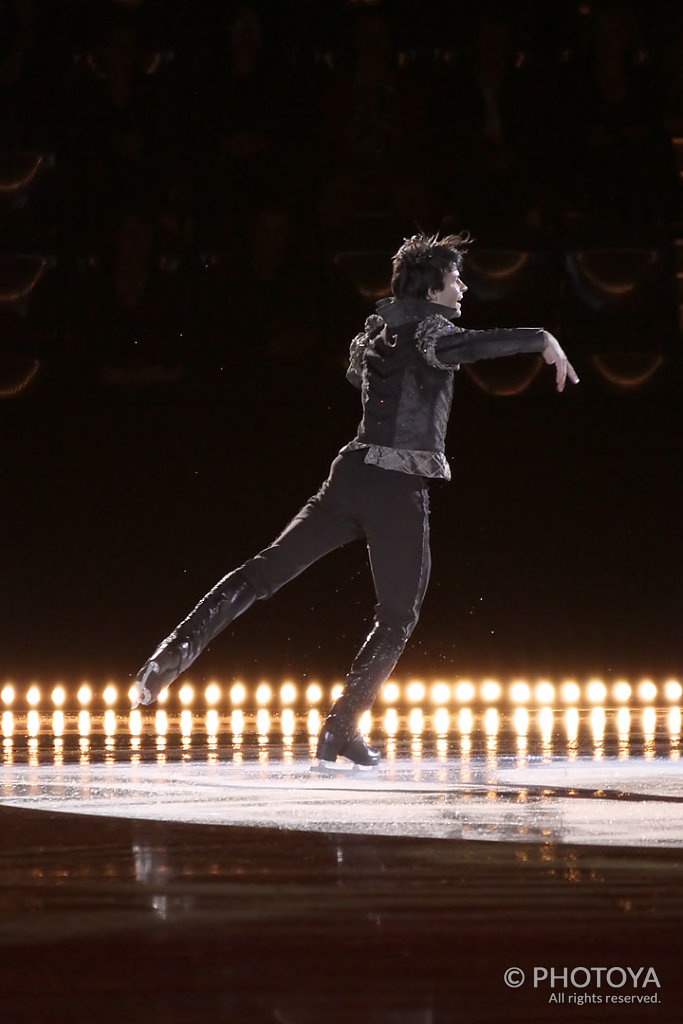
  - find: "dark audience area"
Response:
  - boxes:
[2,0,683,681]
[1,0,681,393]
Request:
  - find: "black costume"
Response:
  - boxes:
[133,298,546,765]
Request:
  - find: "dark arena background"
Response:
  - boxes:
[2,1,683,1022]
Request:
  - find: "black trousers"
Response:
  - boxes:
[241,449,431,638]
[137,449,431,730]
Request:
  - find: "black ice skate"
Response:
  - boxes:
[313,725,381,774]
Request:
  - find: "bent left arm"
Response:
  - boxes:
[346,315,386,388]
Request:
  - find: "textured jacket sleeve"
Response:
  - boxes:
[346,314,386,387]
[416,314,545,369]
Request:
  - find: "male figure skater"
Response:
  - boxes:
[131,233,578,769]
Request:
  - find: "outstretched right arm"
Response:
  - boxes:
[540,331,580,391]
[418,315,579,392]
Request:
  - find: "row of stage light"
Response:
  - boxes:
[3,706,682,738]
[1,678,682,710]
[2,709,681,765]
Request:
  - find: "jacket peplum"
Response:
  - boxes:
[340,296,546,480]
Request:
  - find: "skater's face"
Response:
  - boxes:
[427,267,467,315]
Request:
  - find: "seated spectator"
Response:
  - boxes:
[436,3,550,244]
[81,204,186,385]
[550,3,678,242]
[316,7,437,249]
[199,196,322,386]
[194,4,291,232]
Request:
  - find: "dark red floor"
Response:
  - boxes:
[1,787,682,1023]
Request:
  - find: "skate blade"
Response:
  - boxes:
[310,757,379,777]
[310,757,354,776]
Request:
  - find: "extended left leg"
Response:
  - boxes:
[133,455,364,706]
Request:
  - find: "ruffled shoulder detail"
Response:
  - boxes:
[415,314,459,371]
[347,314,386,385]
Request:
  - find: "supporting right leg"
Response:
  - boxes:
[315,619,412,768]
[314,466,431,769]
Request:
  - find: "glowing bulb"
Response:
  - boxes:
[384,708,398,736]
[180,710,192,736]
[616,707,630,734]
[561,681,580,704]
[179,684,194,705]
[281,708,295,736]
[591,706,606,738]
[1,711,13,736]
[306,683,322,704]
[481,680,501,702]
[155,711,167,735]
[431,682,451,705]
[307,709,321,735]
[230,683,246,705]
[409,708,424,734]
[1,685,14,705]
[231,709,244,736]
[510,681,530,704]
[407,681,425,703]
[484,707,499,734]
[157,688,169,704]
[255,683,271,706]
[458,707,473,733]
[539,706,553,734]
[206,709,219,736]
[257,709,270,735]
[565,707,579,741]
[26,686,40,707]
[205,683,221,705]
[104,710,116,736]
[331,683,344,702]
[27,710,39,736]
[51,686,66,707]
[77,685,92,706]
[455,681,475,703]
[638,680,657,703]
[433,707,450,734]
[513,706,529,734]
[586,680,607,703]
[382,681,400,703]
[280,682,296,704]
[78,710,90,736]
[668,706,681,734]
[129,710,142,736]
[535,682,555,705]
[613,681,631,703]
[103,685,117,705]
[52,710,65,737]
[359,710,372,735]
[665,679,682,702]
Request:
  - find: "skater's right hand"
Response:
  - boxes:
[542,332,579,392]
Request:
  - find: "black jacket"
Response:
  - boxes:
[341,297,546,480]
